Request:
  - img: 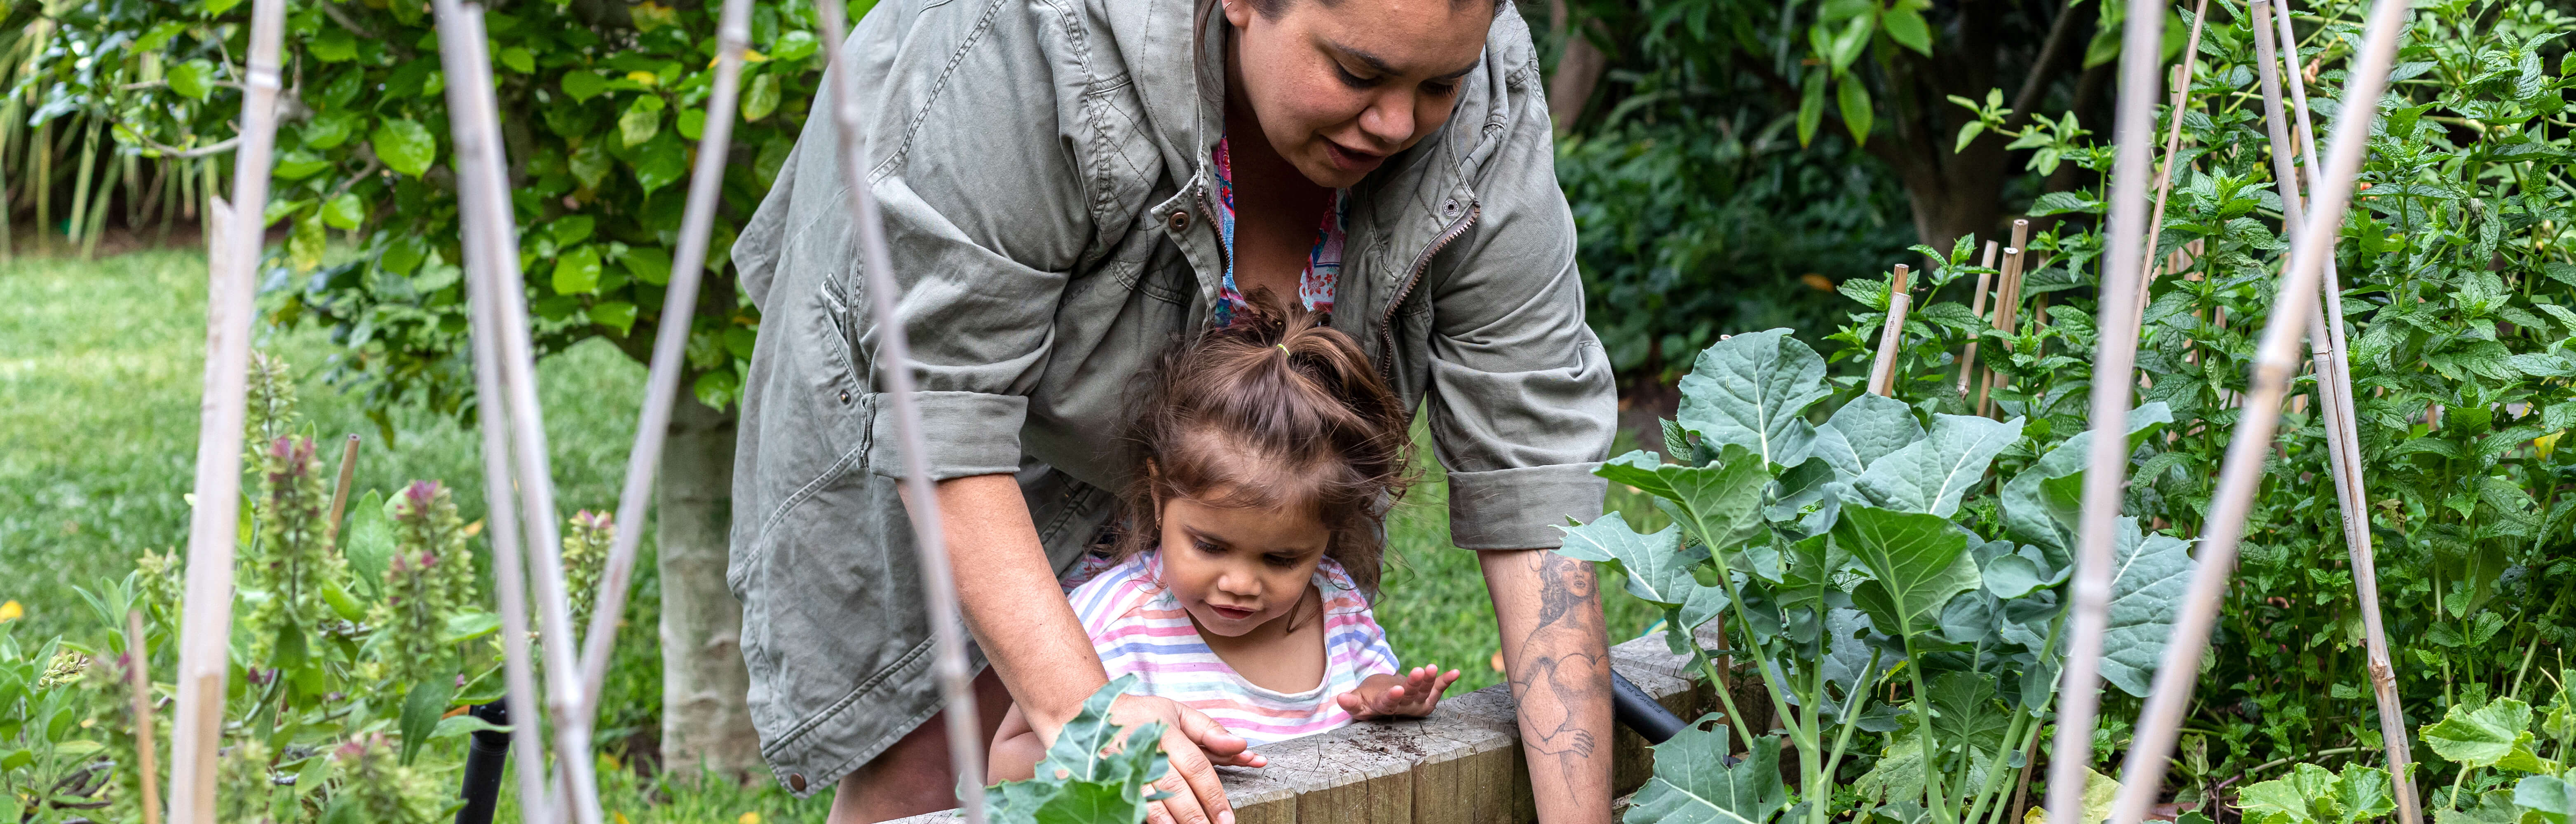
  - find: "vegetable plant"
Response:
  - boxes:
[1561,330,2191,824]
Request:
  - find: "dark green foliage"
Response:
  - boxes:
[23,0,842,426]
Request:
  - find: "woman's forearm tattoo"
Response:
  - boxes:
[1506,551,1609,790]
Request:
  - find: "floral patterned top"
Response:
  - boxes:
[1210,137,1350,327]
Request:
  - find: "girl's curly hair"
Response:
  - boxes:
[1112,290,1416,594]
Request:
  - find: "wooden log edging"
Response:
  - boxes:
[890,633,1717,824]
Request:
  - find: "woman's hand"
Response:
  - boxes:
[1108,693,1267,824]
[1335,666,1464,720]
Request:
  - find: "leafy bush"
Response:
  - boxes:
[1559,330,2189,824]
[22,0,846,421]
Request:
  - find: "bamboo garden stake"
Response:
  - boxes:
[433,1,604,818]
[2258,3,2421,819]
[127,609,160,824]
[1958,241,1999,397]
[1870,264,1913,396]
[167,0,289,808]
[2046,0,2165,819]
[1980,229,2029,417]
[2133,0,2212,325]
[810,1,990,820]
[437,4,562,815]
[577,0,756,708]
[2103,0,2413,821]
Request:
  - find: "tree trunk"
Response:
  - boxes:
[1545,0,1608,132]
[657,391,760,779]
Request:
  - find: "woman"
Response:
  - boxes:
[727,0,1619,819]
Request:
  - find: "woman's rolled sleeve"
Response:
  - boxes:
[1423,132,1617,548]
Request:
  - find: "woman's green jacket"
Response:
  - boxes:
[723,0,1615,795]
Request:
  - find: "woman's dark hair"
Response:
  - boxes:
[1113,289,1415,594]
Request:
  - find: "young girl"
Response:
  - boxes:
[988,294,1464,780]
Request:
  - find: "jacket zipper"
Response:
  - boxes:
[1194,185,1227,281]
[1378,201,1480,382]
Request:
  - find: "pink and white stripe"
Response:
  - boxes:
[1064,551,1399,746]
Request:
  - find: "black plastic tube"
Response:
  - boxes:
[1610,671,1686,744]
[455,700,511,824]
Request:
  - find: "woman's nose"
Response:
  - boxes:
[1359,93,1416,146]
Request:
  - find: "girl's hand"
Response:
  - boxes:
[1336,666,1463,720]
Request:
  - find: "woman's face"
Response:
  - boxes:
[1225,0,1494,188]
[1156,492,1331,638]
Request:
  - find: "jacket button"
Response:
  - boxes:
[788,773,807,792]
[838,389,851,404]
[1441,199,1460,218]
[1168,210,1191,232]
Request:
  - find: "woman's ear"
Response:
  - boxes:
[1220,0,1254,30]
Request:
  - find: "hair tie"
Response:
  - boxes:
[1276,344,1290,355]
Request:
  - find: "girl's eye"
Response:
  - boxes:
[1193,538,1226,555]
[1263,554,1298,569]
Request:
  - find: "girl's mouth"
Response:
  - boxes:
[1208,604,1258,622]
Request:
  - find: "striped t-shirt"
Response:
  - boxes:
[1063,550,1399,746]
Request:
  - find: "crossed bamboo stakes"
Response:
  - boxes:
[160,0,2417,822]
[162,0,985,819]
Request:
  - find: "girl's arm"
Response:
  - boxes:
[927,475,1265,824]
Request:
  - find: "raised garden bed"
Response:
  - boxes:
[892,630,1717,824]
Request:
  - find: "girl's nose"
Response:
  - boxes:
[1215,568,1262,599]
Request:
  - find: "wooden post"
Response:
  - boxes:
[168,0,291,813]
[2260,4,2420,820]
[812,0,990,819]
[1958,242,1999,398]
[576,0,758,710]
[2102,0,2412,821]
[1869,265,1913,397]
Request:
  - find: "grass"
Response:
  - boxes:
[0,248,1661,817]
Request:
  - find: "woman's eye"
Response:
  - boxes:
[1424,80,1459,96]
[1334,63,1377,89]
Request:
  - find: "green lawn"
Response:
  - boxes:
[0,249,1660,815]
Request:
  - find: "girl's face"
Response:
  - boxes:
[1156,492,1332,637]
[1224,0,1494,188]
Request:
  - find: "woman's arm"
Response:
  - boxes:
[921,475,1262,824]
[1401,10,1620,822]
[1484,550,1614,824]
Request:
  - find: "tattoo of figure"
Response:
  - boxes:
[1506,551,1608,789]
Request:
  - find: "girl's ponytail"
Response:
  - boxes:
[1117,290,1415,594]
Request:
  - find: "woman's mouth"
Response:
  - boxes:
[1323,140,1386,173]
